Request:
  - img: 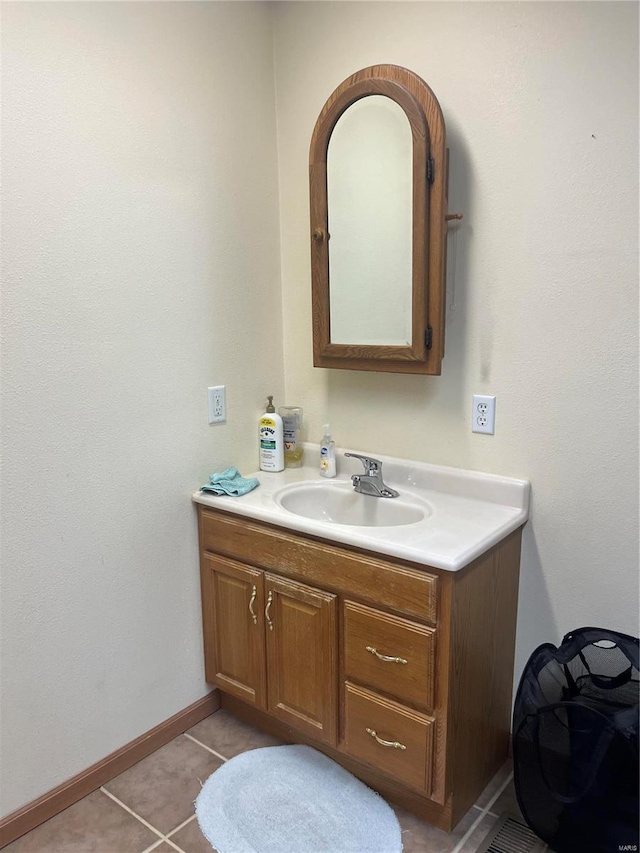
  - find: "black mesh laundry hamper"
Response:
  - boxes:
[513,627,639,853]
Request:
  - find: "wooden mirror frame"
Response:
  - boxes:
[310,65,448,374]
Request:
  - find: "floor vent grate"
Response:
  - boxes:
[474,813,546,853]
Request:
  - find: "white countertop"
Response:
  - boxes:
[192,445,530,572]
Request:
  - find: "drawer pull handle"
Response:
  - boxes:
[248,585,258,625]
[366,727,407,751]
[366,646,408,665]
[265,591,274,631]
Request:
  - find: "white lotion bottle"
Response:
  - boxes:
[259,396,284,472]
[319,424,336,478]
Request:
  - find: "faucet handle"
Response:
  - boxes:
[344,452,381,474]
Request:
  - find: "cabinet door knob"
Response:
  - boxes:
[366,645,408,665]
[248,584,258,625]
[265,590,274,631]
[365,727,407,750]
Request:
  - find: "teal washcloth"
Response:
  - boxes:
[200,467,259,497]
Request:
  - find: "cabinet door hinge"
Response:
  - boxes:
[427,157,434,185]
[425,326,433,349]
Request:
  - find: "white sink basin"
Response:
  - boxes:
[274,480,431,527]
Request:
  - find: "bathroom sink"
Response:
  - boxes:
[274,480,431,527]
[193,444,530,571]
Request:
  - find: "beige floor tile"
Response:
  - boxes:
[473,759,513,810]
[103,734,222,835]
[395,804,481,853]
[489,777,524,820]
[168,816,218,853]
[1,790,160,853]
[457,811,504,853]
[186,709,282,759]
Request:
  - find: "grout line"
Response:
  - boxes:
[482,771,514,816]
[449,808,489,853]
[183,732,228,763]
[139,837,188,853]
[450,771,514,853]
[100,787,164,839]
[165,814,197,838]
[139,840,166,853]
[99,781,195,853]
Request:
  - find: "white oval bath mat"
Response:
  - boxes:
[195,743,402,853]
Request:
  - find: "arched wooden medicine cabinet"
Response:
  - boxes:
[310,65,449,374]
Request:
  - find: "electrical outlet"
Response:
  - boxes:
[208,386,226,424]
[472,394,496,434]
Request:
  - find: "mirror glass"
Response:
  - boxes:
[327,95,413,346]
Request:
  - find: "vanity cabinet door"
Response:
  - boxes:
[264,573,338,746]
[202,554,267,710]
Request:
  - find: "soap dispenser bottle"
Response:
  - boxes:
[319,424,336,478]
[259,396,284,472]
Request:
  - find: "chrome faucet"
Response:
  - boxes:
[344,453,399,498]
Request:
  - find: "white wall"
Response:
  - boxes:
[2,0,638,821]
[272,1,639,675]
[1,1,283,817]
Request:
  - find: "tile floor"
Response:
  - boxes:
[3,710,533,853]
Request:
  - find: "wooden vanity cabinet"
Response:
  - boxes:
[197,506,523,832]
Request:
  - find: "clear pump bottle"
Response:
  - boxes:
[279,406,304,468]
[319,424,336,478]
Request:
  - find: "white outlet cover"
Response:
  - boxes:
[208,386,226,424]
[472,394,496,435]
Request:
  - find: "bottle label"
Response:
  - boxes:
[282,415,297,452]
[260,424,277,451]
[320,444,334,473]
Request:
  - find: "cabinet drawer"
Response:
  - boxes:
[344,601,435,711]
[199,509,437,622]
[344,682,434,793]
